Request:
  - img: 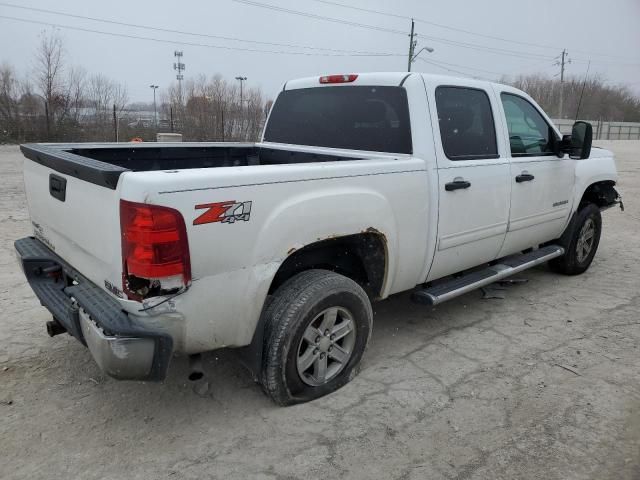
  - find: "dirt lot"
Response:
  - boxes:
[1,141,639,480]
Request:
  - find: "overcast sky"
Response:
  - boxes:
[1,0,639,102]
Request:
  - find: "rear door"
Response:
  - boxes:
[425,81,511,281]
[494,89,575,257]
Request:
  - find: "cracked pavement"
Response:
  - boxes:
[1,141,639,479]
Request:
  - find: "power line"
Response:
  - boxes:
[415,57,494,81]
[307,0,640,63]
[233,0,407,35]
[505,59,557,76]
[0,1,396,56]
[308,0,558,52]
[415,33,554,61]
[232,0,557,61]
[415,56,559,81]
[571,57,640,68]
[0,15,404,57]
[419,58,505,77]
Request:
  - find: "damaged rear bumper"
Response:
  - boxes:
[15,236,172,381]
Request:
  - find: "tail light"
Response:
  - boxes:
[319,74,358,84]
[120,200,191,299]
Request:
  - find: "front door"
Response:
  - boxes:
[426,83,510,281]
[495,89,575,257]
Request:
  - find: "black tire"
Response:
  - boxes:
[549,203,602,275]
[260,269,373,405]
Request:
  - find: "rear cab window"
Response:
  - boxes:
[435,86,499,161]
[263,86,412,154]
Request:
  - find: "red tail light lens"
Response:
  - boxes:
[120,200,191,297]
[319,74,358,84]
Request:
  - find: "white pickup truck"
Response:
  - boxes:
[16,72,622,405]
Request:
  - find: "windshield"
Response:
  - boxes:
[263,86,412,154]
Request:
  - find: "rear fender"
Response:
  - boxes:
[245,187,398,321]
[235,188,397,377]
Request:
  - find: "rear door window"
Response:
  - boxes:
[263,86,412,154]
[435,86,499,160]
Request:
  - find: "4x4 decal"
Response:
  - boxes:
[193,201,252,225]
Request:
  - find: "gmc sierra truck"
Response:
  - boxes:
[15,72,622,405]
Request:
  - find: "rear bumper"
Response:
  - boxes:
[15,237,173,381]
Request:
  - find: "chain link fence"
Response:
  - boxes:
[553,119,640,140]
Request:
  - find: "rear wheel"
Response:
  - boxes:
[549,203,602,275]
[261,269,372,405]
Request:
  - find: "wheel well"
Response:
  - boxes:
[580,180,619,209]
[269,232,387,299]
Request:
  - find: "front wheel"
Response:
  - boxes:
[260,269,373,405]
[549,203,602,275]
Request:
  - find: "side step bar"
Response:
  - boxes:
[411,245,564,306]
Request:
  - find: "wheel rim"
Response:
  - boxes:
[296,306,357,387]
[576,218,596,263]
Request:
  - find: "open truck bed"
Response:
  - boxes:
[20,142,362,189]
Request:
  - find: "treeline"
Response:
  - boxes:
[0,31,270,144]
[163,74,270,143]
[3,30,638,144]
[0,32,128,143]
[505,73,640,122]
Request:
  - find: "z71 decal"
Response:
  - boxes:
[193,201,252,225]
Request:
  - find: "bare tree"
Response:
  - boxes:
[504,73,640,122]
[34,30,65,139]
[86,73,128,140]
[172,75,270,142]
[0,63,21,141]
[64,66,87,128]
[3,44,272,143]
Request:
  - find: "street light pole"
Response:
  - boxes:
[407,19,434,72]
[235,76,247,111]
[149,84,159,129]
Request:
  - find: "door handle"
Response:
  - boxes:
[445,179,471,191]
[515,173,535,183]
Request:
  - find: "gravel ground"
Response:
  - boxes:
[1,141,638,480]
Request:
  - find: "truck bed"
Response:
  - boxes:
[20,143,362,189]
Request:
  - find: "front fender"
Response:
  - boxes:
[573,149,618,212]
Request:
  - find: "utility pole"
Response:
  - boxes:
[407,19,434,72]
[44,99,50,141]
[556,49,571,118]
[113,104,118,142]
[235,76,247,139]
[407,19,416,72]
[149,85,159,129]
[221,107,225,142]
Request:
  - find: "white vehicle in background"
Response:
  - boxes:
[16,72,622,405]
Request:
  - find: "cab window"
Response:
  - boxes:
[501,93,557,156]
[435,86,499,161]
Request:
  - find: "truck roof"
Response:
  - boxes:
[283,72,502,91]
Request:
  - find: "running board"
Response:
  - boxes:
[411,245,565,306]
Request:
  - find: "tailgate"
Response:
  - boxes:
[22,156,124,298]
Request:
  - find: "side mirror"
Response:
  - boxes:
[569,121,593,159]
[553,133,569,158]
